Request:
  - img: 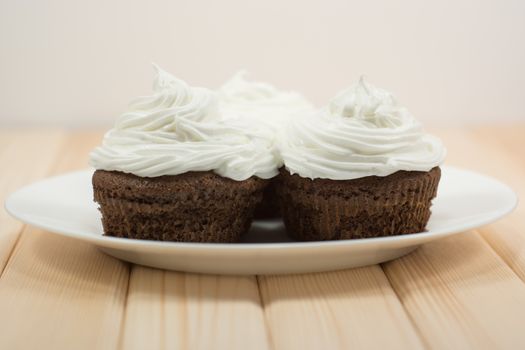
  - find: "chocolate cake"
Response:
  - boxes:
[93,170,267,242]
[277,167,441,241]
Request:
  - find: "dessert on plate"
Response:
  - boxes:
[279,77,446,241]
[219,72,313,218]
[90,65,277,242]
[90,67,446,243]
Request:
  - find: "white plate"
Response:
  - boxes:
[5,166,518,275]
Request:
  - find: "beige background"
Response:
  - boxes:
[0,0,524,127]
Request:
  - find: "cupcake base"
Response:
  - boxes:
[278,167,441,241]
[92,170,267,243]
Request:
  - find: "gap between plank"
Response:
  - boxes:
[0,224,25,278]
[380,259,430,349]
[160,270,166,350]
[116,262,133,350]
[255,275,277,350]
[440,127,525,286]
[473,229,525,286]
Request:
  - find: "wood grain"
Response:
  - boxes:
[0,130,67,273]
[0,229,128,349]
[470,126,525,282]
[433,127,525,282]
[0,131,129,350]
[379,128,525,349]
[383,231,525,349]
[120,267,271,350]
[1,126,525,350]
[258,267,424,350]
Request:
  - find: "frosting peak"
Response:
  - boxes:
[219,71,314,167]
[281,78,446,180]
[152,64,188,92]
[328,76,411,128]
[115,65,218,137]
[220,71,280,102]
[219,71,313,117]
[90,65,278,181]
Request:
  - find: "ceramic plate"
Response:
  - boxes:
[5,166,517,275]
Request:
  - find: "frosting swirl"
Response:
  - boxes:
[219,71,313,129]
[219,71,314,166]
[90,65,277,181]
[281,77,446,180]
[219,71,312,110]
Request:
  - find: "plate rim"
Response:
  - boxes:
[4,165,519,252]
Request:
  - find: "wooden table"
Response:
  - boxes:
[1,125,525,350]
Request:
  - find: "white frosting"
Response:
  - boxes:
[218,71,314,166]
[219,71,312,117]
[90,65,278,181]
[91,70,444,182]
[281,77,446,180]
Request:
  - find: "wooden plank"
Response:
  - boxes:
[120,267,271,350]
[433,127,525,281]
[470,126,525,281]
[119,267,164,349]
[258,267,424,350]
[381,126,525,349]
[472,125,525,165]
[0,125,523,350]
[432,126,525,198]
[0,130,67,273]
[479,218,525,280]
[0,229,128,349]
[383,231,525,349]
[0,131,129,350]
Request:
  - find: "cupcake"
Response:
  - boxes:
[218,72,313,218]
[90,65,277,242]
[279,77,446,240]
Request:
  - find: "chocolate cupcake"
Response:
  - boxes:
[90,65,276,242]
[279,77,446,241]
[92,170,266,242]
[218,72,314,219]
[278,167,441,240]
